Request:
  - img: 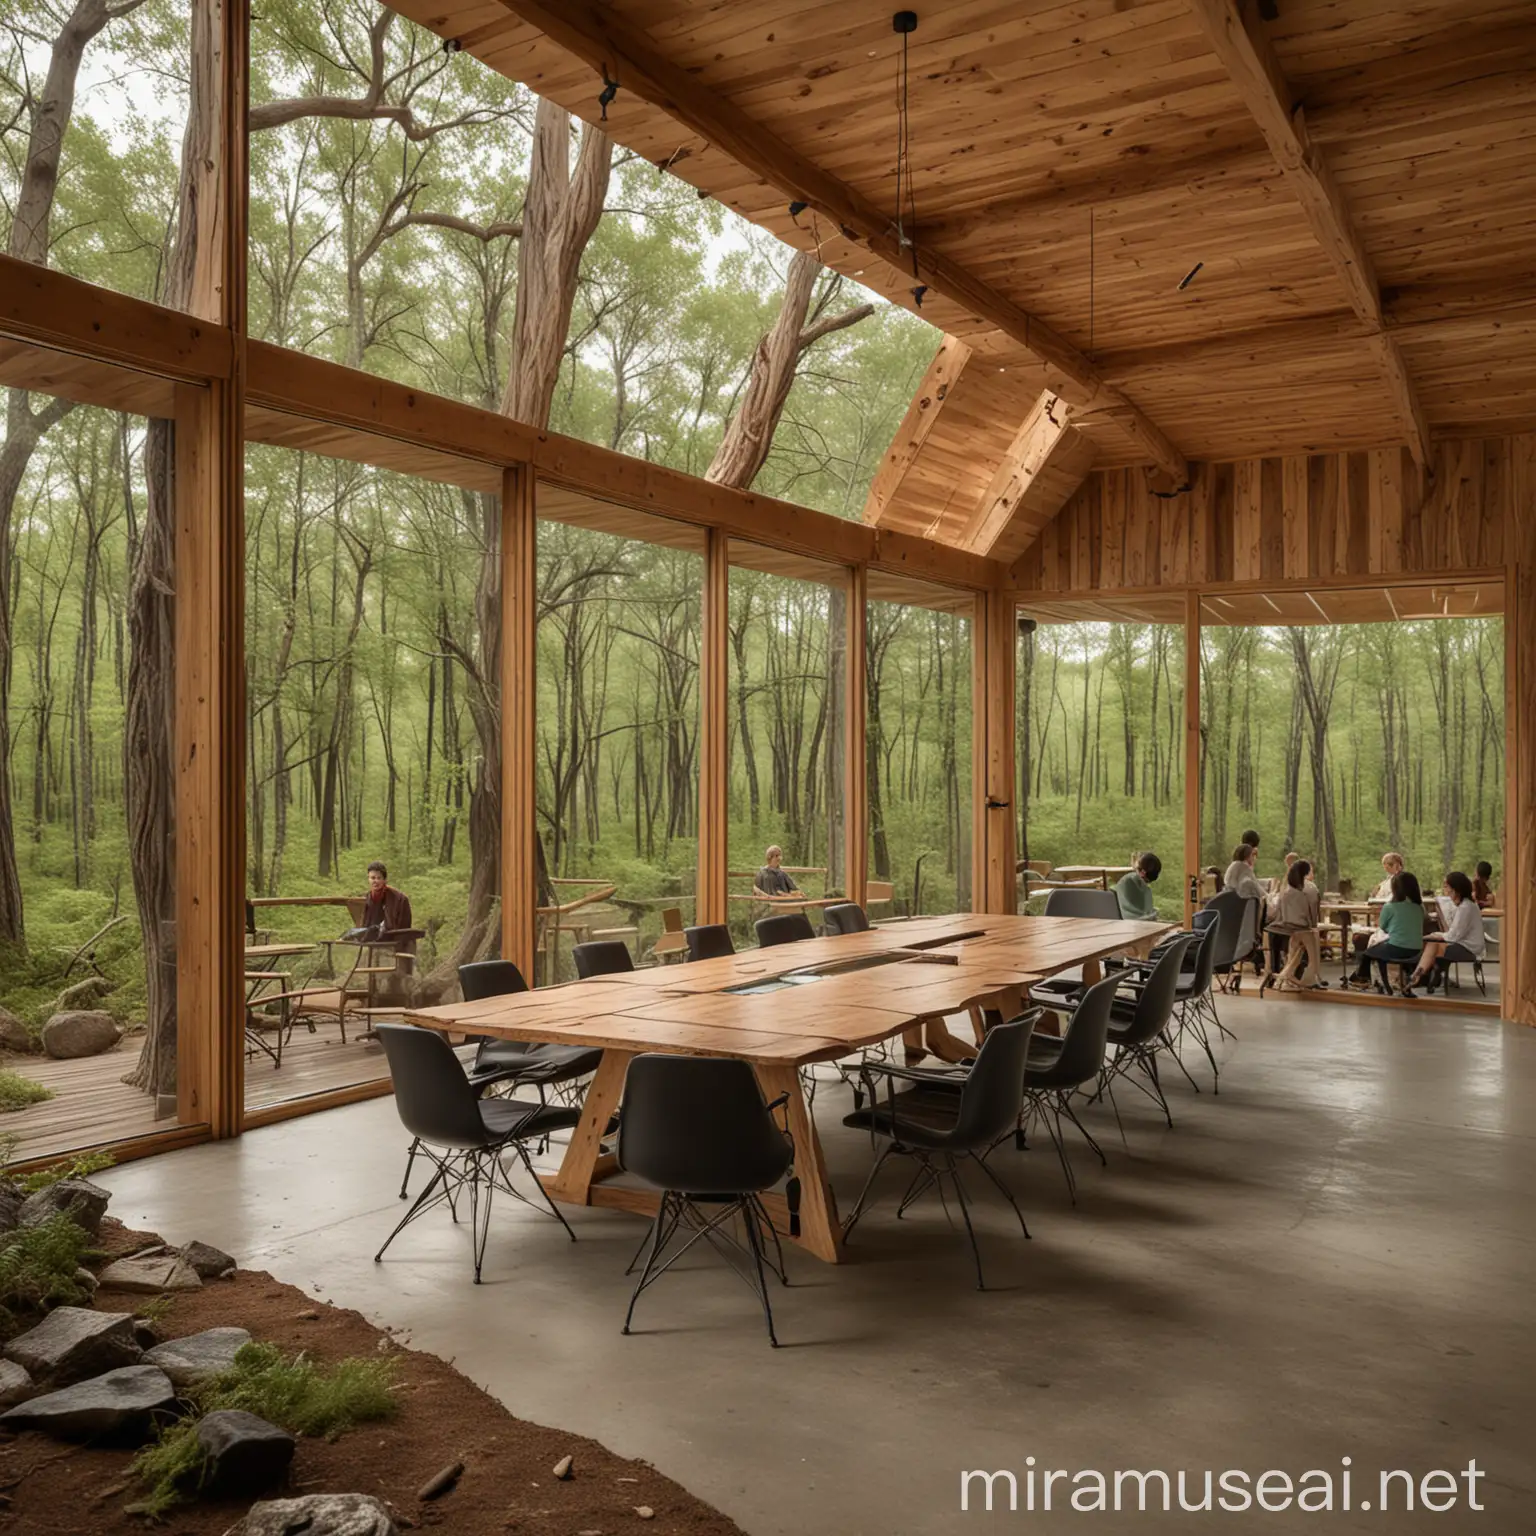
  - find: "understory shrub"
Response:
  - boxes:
[0,1070,55,1112]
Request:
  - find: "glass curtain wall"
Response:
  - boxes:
[244,445,500,1111]
[726,544,848,947]
[1016,612,1187,920]
[866,574,974,917]
[533,490,703,983]
[0,378,189,1159]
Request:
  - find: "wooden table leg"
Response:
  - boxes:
[541,1048,634,1205]
[753,1063,844,1263]
[922,1016,977,1063]
[1082,956,1103,986]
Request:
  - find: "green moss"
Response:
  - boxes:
[130,1341,399,1514]
[0,1071,54,1112]
[0,1215,95,1339]
[14,1147,114,1193]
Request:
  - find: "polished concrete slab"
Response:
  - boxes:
[101,996,1536,1533]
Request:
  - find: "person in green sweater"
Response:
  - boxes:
[1113,852,1162,920]
[1364,870,1426,996]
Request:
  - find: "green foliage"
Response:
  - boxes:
[14,1148,114,1193]
[130,1341,399,1515]
[0,1215,95,1339]
[0,1072,55,1112]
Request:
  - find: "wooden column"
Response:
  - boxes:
[697,528,730,925]
[180,0,247,1136]
[978,587,1017,914]
[1508,436,1536,1025]
[501,465,537,982]
[844,565,868,906]
[1183,589,1202,927]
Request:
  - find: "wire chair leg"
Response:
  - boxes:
[967,1150,1032,1238]
[1058,1093,1106,1167]
[945,1156,986,1291]
[623,1191,673,1335]
[471,1153,495,1284]
[511,1139,578,1243]
[1160,1028,1203,1094]
[748,1194,790,1286]
[398,1137,420,1200]
[841,1141,897,1241]
[740,1198,782,1347]
[374,1162,449,1263]
[1039,1101,1078,1205]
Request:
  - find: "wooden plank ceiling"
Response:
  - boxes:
[387,1,1536,565]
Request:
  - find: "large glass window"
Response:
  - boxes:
[244,443,501,1112]
[726,544,848,946]
[1016,609,1186,919]
[866,573,974,917]
[0,368,190,1159]
[533,488,703,983]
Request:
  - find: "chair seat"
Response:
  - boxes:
[843,1086,963,1150]
[474,1041,603,1085]
[480,1097,582,1141]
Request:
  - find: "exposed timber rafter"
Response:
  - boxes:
[1186,0,1432,466]
[862,337,970,525]
[487,0,1188,483]
[959,393,1096,560]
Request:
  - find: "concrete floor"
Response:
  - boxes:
[101,995,1536,1534]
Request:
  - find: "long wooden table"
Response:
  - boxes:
[404,912,1173,1263]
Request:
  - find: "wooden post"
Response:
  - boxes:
[501,465,537,982]
[697,528,730,925]
[1508,436,1536,1025]
[1183,589,1202,928]
[844,564,868,906]
[978,587,1017,914]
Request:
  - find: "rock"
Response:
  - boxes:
[635,1508,655,1521]
[144,1326,250,1388]
[0,1186,22,1234]
[417,1460,463,1500]
[3,1307,140,1387]
[55,975,113,1011]
[40,1009,122,1060]
[0,1363,175,1441]
[226,1493,398,1536]
[552,1454,573,1480]
[0,1359,33,1409]
[182,1239,237,1279]
[72,1266,98,1296]
[295,1308,320,1321]
[17,1177,111,1236]
[97,1251,203,1294]
[133,1319,161,1350]
[0,1005,35,1054]
[196,1409,295,1495]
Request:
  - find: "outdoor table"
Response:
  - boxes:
[243,942,319,965]
[1051,864,1134,890]
[405,912,1173,1264]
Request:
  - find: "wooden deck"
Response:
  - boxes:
[0,1030,393,1165]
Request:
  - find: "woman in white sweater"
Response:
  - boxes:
[1410,871,1485,993]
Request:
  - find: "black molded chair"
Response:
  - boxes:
[1042,887,1123,920]
[1013,973,1118,1203]
[685,923,735,961]
[373,1024,580,1283]
[617,1055,795,1346]
[822,903,870,935]
[841,1012,1038,1289]
[756,911,816,947]
[1117,923,1223,1090]
[572,939,634,978]
[1097,935,1193,1135]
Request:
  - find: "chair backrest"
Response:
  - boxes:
[1043,886,1122,920]
[458,959,529,1001]
[684,923,735,961]
[244,900,257,937]
[572,939,634,978]
[1115,935,1192,1047]
[822,902,870,936]
[1186,923,1218,999]
[375,1025,489,1148]
[866,879,895,906]
[1201,889,1246,970]
[660,906,685,934]
[756,911,816,947]
[1233,895,1261,957]
[1029,975,1117,1090]
[617,1055,793,1194]
[948,1013,1037,1149]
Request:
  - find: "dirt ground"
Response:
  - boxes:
[0,1220,745,1535]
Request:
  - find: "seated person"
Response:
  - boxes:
[1346,851,1406,986]
[344,861,414,949]
[1364,871,1426,997]
[1473,860,1497,909]
[1265,859,1325,991]
[1112,852,1161,920]
[1223,842,1265,904]
[754,845,799,898]
[1410,871,1486,993]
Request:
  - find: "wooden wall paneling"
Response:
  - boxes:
[978,587,1016,915]
[1482,438,1507,567]
[1102,470,1127,588]
[1187,463,1211,585]
[1161,481,1190,586]
[1281,455,1309,578]
[1369,447,1404,574]
[502,467,537,981]
[1212,462,1236,583]
[1345,451,1372,574]
[697,529,730,925]
[845,565,869,908]
[862,337,970,524]
[1233,458,1262,581]
[1259,456,1286,580]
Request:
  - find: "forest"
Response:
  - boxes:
[0,0,960,1098]
[1016,618,1506,920]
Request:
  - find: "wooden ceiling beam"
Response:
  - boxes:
[958,393,1095,559]
[1186,0,1431,466]
[862,337,970,526]
[489,0,1188,482]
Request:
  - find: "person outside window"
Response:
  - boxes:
[1472,861,1497,909]
[1410,872,1486,993]
[1265,859,1325,992]
[1113,853,1161,920]
[1365,871,1426,997]
[754,846,800,898]
[1223,843,1265,904]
